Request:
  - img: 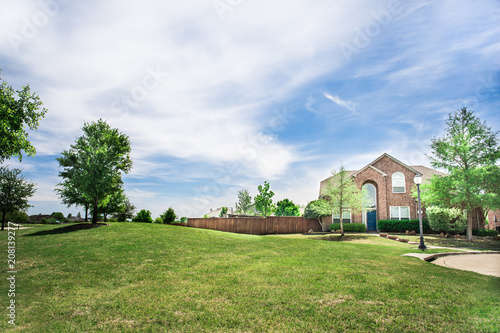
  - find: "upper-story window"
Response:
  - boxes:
[392,172,405,193]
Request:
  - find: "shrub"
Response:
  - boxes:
[426,206,466,234]
[328,223,366,232]
[133,209,153,223]
[153,217,163,224]
[6,211,29,223]
[180,217,187,223]
[51,212,66,221]
[377,219,430,233]
[472,229,499,236]
[161,208,177,224]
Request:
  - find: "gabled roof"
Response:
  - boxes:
[354,153,421,176]
[319,153,445,194]
[351,164,388,178]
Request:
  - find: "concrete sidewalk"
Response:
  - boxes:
[403,251,500,278]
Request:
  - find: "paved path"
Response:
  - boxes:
[403,251,500,278]
[431,253,500,277]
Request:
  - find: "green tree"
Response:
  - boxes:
[428,107,500,241]
[51,212,65,221]
[0,166,36,230]
[235,188,253,214]
[161,207,177,224]
[111,197,136,222]
[99,188,130,222]
[56,119,132,225]
[275,198,300,216]
[219,207,228,217]
[304,199,331,231]
[0,71,48,162]
[55,178,92,222]
[133,209,153,223]
[254,181,275,217]
[321,164,365,237]
[6,210,29,224]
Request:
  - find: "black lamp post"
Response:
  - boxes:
[414,174,427,251]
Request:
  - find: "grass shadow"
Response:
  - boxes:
[318,234,373,242]
[24,223,108,237]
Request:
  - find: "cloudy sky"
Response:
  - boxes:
[1,0,499,219]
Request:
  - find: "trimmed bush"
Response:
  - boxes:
[133,209,153,223]
[473,229,499,236]
[426,206,466,234]
[153,217,163,224]
[377,219,430,233]
[329,223,366,232]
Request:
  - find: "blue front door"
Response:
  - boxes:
[367,210,377,231]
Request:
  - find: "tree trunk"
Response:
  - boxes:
[92,199,99,225]
[318,217,328,232]
[340,215,344,237]
[466,210,473,242]
[1,211,6,231]
[85,205,89,222]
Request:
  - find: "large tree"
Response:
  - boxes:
[235,188,253,215]
[56,176,92,221]
[321,164,364,236]
[428,107,500,241]
[56,119,132,225]
[0,166,36,231]
[275,198,300,216]
[0,71,47,162]
[254,181,275,217]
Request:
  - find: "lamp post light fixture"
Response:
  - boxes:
[414,174,427,251]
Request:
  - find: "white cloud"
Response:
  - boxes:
[323,92,357,113]
[1,0,498,218]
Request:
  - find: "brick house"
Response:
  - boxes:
[486,209,500,231]
[319,153,445,231]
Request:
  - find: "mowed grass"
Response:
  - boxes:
[1,224,499,332]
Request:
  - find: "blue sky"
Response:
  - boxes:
[1,0,499,218]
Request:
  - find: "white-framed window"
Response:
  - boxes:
[333,210,351,224]
[390,206,410,220]
[392,172,405,193]
[362,183,377,209]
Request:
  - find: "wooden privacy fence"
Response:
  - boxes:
[187,216,321,235]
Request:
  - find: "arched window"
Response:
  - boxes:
[392,172,405,193]
[362,183,376,209]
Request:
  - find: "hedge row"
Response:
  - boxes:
[472,229,499,236]
[329,223,367,232]
[377,219,431,233]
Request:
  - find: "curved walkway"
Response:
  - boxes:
[431,253,500,277]
[403,250,500,277]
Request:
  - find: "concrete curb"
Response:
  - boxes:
[421,251,500,262]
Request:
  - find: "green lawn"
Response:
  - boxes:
[1,223,499,332]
